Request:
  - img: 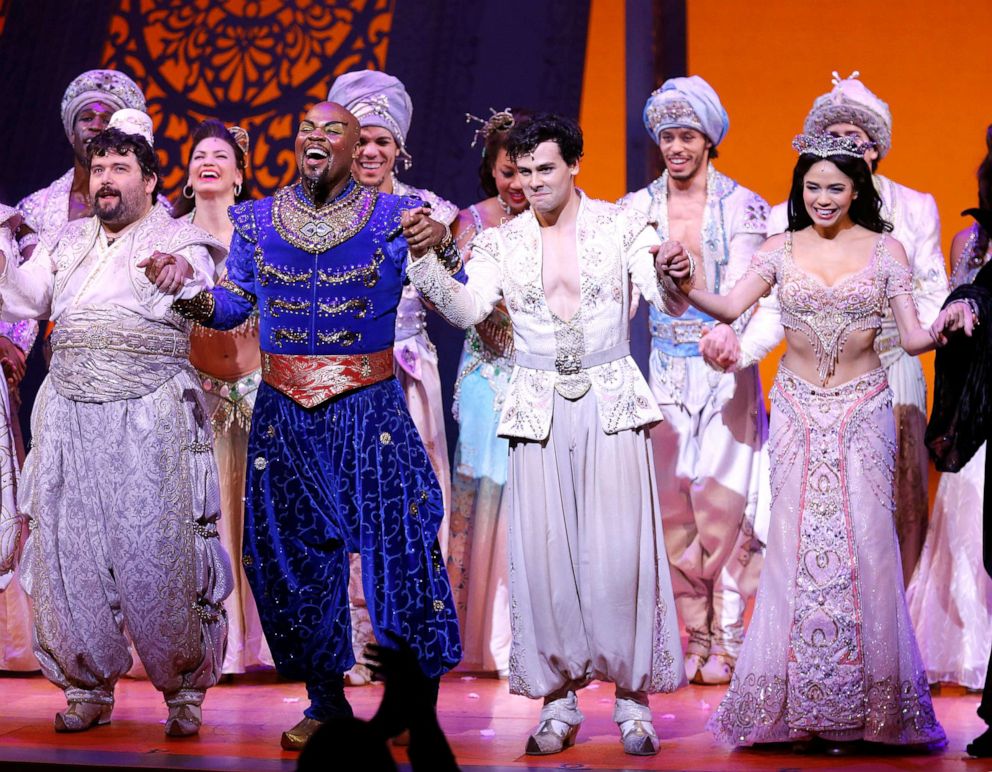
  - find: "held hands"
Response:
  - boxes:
[0,336,26,386]
[401,206,447,259]
[699,323,741,371]
[653,240,694,292]
[930,300,978,346]
[137,251,193,295]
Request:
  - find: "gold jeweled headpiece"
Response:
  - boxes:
[792,133,873,159]
[466,107,516,151]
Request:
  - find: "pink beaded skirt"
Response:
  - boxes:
[708,366,945,747]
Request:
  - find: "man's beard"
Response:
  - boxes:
[95,186,145,227]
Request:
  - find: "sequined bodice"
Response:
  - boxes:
[750,232,913,383]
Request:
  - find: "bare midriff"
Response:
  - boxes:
[190,326,261,381]
[779,327,883,388]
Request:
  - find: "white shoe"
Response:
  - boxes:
[698,653,734,685]
[614,697,659,756]
[524,691,583,755]
[684,652,706,683]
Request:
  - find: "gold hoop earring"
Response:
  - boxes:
[182,184,195,200]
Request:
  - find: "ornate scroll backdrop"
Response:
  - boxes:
[101,0,394,200]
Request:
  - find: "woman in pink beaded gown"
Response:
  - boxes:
[658,134,966,748]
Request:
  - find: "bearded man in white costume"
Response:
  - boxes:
[407,113,686,758]
[705,72,948,582]
[620,76,769,686]
[0,110,230,737]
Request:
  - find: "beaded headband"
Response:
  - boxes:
[644,98,704,137]
[228,125,250,157]
[792,133,873,159]
[466,107,516,151]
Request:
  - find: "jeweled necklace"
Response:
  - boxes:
[497,195,512,215]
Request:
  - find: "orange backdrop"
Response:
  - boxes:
[686,0,992,413]
[580,0,992,505]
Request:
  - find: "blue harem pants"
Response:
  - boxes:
[243,378,461,719]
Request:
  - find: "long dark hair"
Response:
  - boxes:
[172,119,251,218]
[477,109,532,198]
[786,152,892,233]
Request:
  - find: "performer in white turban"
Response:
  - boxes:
[326,70,457,686]
[1,109,231,736]
[19,69,149,245]
[620,75,769,686]
[703,72,949,583]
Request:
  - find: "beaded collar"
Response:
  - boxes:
[272,179,377,254]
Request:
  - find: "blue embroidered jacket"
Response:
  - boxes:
[207,179,438,355]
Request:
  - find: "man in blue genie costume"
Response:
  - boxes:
[166,100,462,750]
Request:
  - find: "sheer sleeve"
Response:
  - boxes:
[882,248,914,298]
[747,248,780,287]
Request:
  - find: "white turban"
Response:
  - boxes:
[327,70,413,166]
[643,75,729,147]
[803,71,893,159]
[107,108,155,147]
[60,69,146,141]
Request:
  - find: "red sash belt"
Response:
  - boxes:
[261,348,394,408]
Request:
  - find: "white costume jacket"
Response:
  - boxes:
[621,165,768,404]
[407,192,686,441]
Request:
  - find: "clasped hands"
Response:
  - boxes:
[138,251,193,295]
[931,300,977,346]
[653,240,741,370]
[652,239,694,290]
[401,206,448,259]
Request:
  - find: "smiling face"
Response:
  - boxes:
[188,136,242,202]
[89,149,155,228]
[294,101,359,190]
[657,127,711,182]
[514,140,577,216]
[802,160,855,228]
[491,147,526,213]
[353,126,398,188]
[71,99,115,164]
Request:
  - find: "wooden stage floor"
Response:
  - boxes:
[0,671,987,771]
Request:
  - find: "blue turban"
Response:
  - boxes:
[642,75,729,147]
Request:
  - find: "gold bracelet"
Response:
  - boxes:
[173,291,216,323]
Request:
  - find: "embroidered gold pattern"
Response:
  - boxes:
[219,277,257,305]
[273,328,308,347]
[316,330,361,347]
[318,298,369,317]
[272,182,377,254]
[317,249,384,288]
[267,297,310,316]
[255,254,313,286]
